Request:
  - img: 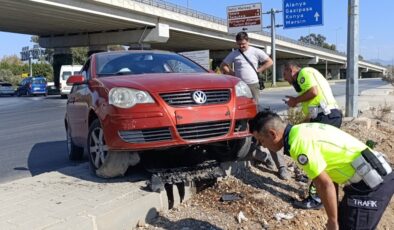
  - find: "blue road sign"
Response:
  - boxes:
[283,0,323,29]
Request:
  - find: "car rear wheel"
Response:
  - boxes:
[88,119,138,178]
[66,126,84,161]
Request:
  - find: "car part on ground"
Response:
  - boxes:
[148,160,225,191]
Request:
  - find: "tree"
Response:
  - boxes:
[298,33,336,51]
[108,45,126,51]
[32,62,54,81]
[71,47,88,65]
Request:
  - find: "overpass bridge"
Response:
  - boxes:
[0,0,387,84]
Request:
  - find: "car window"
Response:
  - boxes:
[96,52,206,77]
[32,79,46,84]
[0,83,12,87]
[62,71,72,80]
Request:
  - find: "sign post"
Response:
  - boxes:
[283,0,323,29]
[20,45,45,77]
[227,3,262,34]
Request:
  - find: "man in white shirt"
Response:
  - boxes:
[220,32,288,180]
[220,31,272,107]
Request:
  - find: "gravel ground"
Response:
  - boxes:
[136,111,394,230]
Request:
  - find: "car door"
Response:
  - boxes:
[67,59,91,146]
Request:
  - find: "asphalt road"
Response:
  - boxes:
[260,78,389,112]
[0,95,80,184]
[0,78,390,184]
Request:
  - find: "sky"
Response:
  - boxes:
[0,0,393,64]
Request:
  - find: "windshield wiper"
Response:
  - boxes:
[98,71,132,77]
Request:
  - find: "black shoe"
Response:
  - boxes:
[278,166,290,180]
[293,196,323,210]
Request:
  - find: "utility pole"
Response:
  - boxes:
[346,0,359,117]
[263,8,282,87]
[28,52,33,77]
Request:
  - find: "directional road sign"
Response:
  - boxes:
[227,3,262,34]
[283,0,323,29]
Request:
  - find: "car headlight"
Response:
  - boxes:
[109,87,154,108]
[235,81,253,98]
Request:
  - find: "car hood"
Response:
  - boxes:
[97,73,238,92]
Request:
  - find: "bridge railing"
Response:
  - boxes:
[133,0,226,24]
[133,0,382,68]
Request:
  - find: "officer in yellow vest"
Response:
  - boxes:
[283,61,343,209]
[249,111,393,230]
[283,61,342,127]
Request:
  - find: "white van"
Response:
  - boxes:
[59,65,82,98]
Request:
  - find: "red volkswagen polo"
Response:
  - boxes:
[65,50,257,178]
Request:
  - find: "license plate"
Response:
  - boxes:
[175,106,230,125]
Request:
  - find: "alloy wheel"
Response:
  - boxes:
[89,126,108,169]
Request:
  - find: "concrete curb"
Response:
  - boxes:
[0,163,195,230]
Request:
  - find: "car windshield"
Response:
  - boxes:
[96,52,207,77]
[32,79,46,84]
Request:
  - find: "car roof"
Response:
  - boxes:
[94,50,175,57]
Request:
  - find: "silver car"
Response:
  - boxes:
[0,82,14,96]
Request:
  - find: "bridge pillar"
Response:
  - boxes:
[330,67,341,80]
[276,64,285,81]
[53,48,72,89]
[88,45,107,56]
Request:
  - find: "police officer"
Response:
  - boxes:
[283,61,343,209]
[249,111,394,230]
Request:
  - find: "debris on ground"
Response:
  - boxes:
[139,110,394,230]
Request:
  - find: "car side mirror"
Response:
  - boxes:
[66,75,86,86]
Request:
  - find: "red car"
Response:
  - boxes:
[65,50,257,178]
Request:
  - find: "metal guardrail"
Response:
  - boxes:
[132,0,383,69]
[133,0,226,24]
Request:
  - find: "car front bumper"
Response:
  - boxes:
[101,101,256,151]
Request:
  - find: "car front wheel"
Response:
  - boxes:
[88,119,138,178]
[209,136,252,162]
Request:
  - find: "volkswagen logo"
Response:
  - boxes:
[192,90,207,104]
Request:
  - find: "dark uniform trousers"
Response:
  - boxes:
[338,172,394,230]
[310,108,343,128]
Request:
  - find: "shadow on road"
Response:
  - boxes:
[27,140,150,184]
[27,140,81,176]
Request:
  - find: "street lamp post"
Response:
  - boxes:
[335,27,341,49]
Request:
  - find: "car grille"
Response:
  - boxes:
[119,128,172,143]
[177,121,231,140]
[160,90,230,106]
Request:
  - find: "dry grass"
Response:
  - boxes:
[285,107,306,125]
[369,102,392,121]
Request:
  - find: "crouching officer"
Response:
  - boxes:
[283,61,343,209]
[249,111,394,230]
